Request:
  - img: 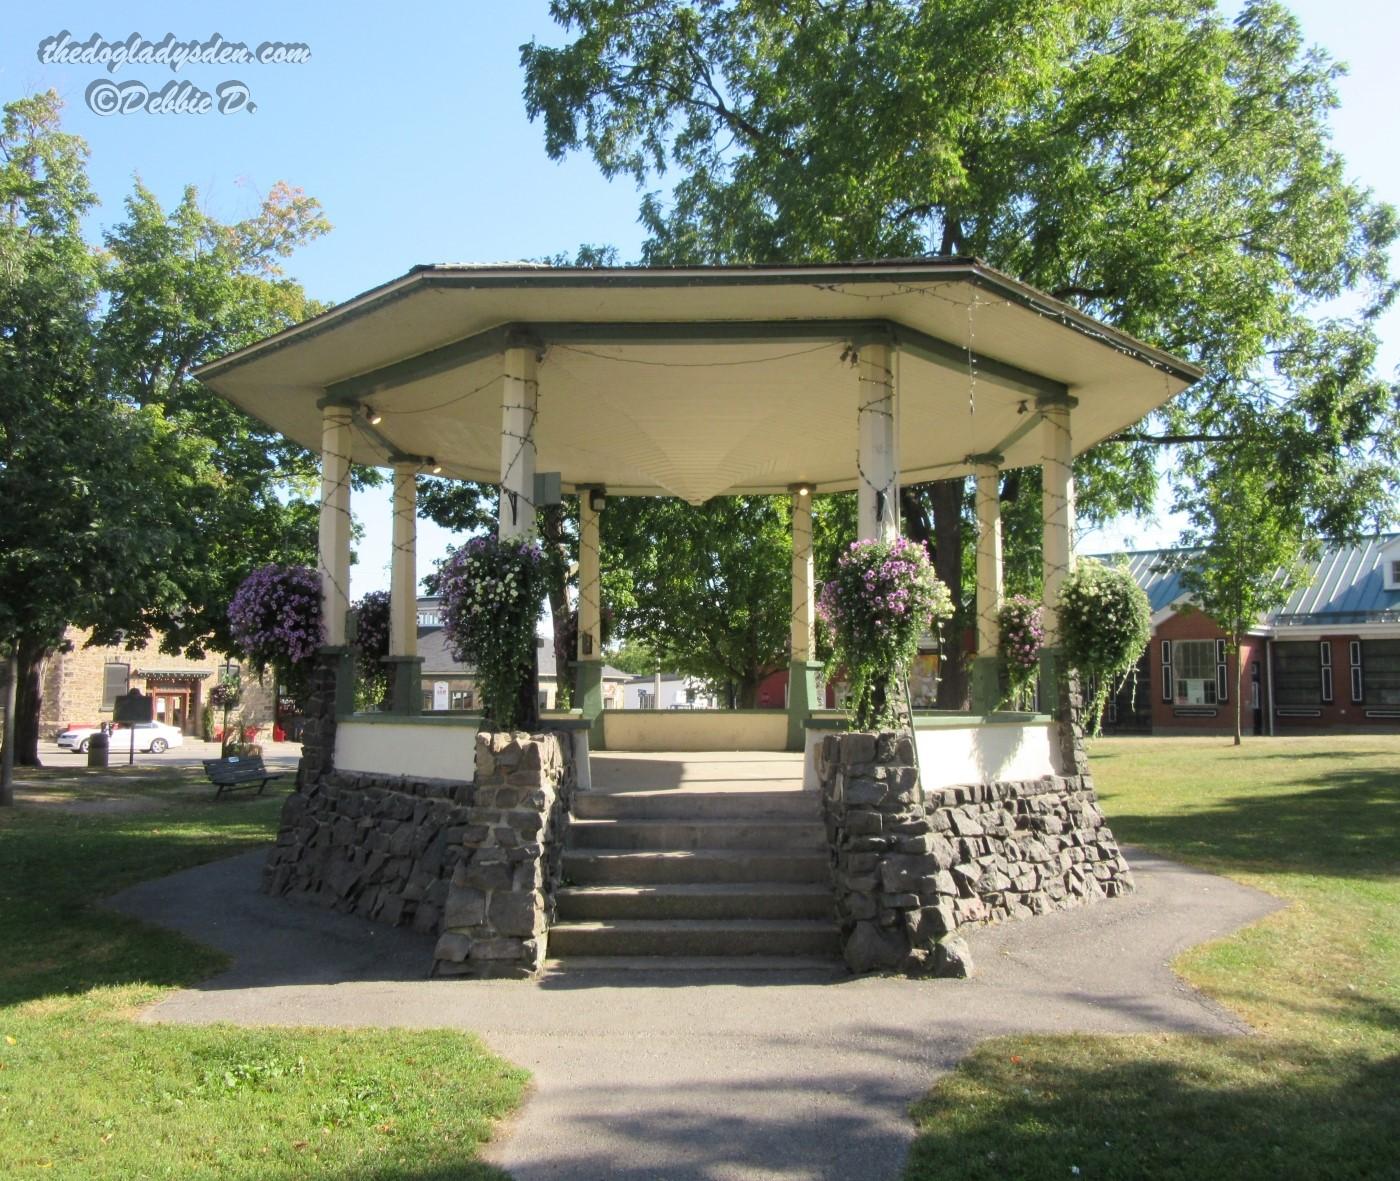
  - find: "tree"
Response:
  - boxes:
[603,495,792,706]
[98,178,333,658]
[1174,462,1312,744]
[605,636,656,675]
[0,91,332,771]
[0,93,206,772]
[522,0,1399,698]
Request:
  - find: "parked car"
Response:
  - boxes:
[116,721,186,754]
[56,724,107,753]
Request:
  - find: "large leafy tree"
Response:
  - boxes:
[603,495,793,706]
[98,179,333,657]
[0,91,332,772]
[0,93,205,774]
[522,0,1399,702]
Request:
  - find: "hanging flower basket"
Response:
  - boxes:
[1056,560,1151,735]
[997,594,1044,710]
[438,536,549,732]
[818,536,954,731]
[228,564,324,675]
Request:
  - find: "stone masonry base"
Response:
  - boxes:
[816,729,1134,975]
[262,722,574,979]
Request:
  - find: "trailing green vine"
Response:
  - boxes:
[1056,560,1151,735]
[438,536,549,732]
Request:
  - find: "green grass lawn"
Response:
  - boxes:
[906,734,1400,1180]
[0,770,526,1180]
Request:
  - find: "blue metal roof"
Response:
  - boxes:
[1086,535,1400,627]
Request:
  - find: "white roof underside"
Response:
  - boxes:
[196,262,1199,503]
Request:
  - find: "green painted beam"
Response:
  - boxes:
[321,318,1067,410]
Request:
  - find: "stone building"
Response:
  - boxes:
[39,627,276,738]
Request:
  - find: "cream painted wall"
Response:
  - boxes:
[335,719,479,782]
[914,723,1061,788]
[602,710,787,752]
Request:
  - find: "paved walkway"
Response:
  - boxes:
[109,844,1278,1181]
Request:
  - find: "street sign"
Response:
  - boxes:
[113,689,153,765]
[113,688,153,723]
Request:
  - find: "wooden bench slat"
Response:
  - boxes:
[202,755,286,798]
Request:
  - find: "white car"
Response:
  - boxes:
[56,725,105,753]
[114,721,186,754]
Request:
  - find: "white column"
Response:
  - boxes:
[857,338,899,542]
[498,344,538,540]
[389,461,418,658]
[318,404,353,646]
[1041,400,1075,645]
[974,461,1003,660]
[791,489,814,662]
[578,492,602,662]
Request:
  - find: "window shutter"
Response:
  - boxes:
[101,663,130,709]
[1161,640,1173,702]
[1319,641,1333,703]
[1350,640,1363,703]
[1215,639,1228,703]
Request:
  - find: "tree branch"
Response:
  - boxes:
[1109,432,1237,444]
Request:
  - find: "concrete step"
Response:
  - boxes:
[574,789,819,821]
[542,956,844,975]
[568,818,826,852]
[557,882,835,921]
[547,918,842,958]
[563,848,832,886]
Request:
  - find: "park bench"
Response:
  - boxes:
[202,754,285,799]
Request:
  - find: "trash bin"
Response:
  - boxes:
[87,731,110,768]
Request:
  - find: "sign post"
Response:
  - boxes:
[113,689,154,766]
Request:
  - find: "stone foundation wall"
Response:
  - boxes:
[261,769,476,932]
[265,648,576,978]
[432,731,576,979]
[816,728,1133,975]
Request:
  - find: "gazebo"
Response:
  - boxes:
[197,258,1199,788]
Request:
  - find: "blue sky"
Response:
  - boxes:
[4,1,1396,592]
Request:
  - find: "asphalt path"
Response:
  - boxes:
[109,845,1279,1180]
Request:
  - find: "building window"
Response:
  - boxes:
[1389,559,1400,589]
[1319,640,1333,704]
[1362,639,1400,706]
[1350,640,1364,703]
[451,689,473,710]
[1172,640,1219,706]
[1274,642,1322,706]
[101,662,130,709]
[219,661,241,683]
[1216,639,1229,703]
[1160,640,1173,702]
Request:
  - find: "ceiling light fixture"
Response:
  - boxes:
[365,406,383,425]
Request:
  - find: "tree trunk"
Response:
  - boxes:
[737,677,759,709]
[1234,634,1244,746]
[14,639,47,767]
[1,651,16,805]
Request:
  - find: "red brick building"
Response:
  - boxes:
[1099,536,1400,736]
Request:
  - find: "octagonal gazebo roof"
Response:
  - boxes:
[196,259,1200,503]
